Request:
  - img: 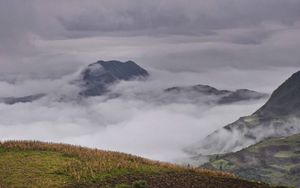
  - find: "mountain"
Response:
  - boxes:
[202,133,300,187]
[0,61,267,106]
[78,60,149,96]
[0,141,279,188]
[255,70,300,118]
[188,70,300,157]
[0,60,149,104]
[0,94,45,105]
[165,85,267,104]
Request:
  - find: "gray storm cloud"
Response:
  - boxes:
[1,0,300,77]
[57,0,300,35]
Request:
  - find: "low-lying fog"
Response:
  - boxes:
[0,67,297,162]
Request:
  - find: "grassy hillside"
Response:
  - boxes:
[203,134,300,187]
[0,141,276,188]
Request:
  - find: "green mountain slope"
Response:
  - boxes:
[189,70,300,156]
[0,141,277,188]
[203,133,300,187]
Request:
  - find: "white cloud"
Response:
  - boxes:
[0,67,270,162]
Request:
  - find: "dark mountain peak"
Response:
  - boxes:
[80,60,149,96]
[255,70,300,117]
[96,60,148,80]
[84,60,148,81]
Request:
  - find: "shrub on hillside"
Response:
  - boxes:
[133,180,148,188]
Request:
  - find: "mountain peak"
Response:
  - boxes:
[255,70,300,117]
[96,60,148,80]
[80,60,149,96]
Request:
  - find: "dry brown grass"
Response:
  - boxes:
[2,140,277,188]
[0,140,235,179]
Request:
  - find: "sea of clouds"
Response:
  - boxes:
[1,67,293,163]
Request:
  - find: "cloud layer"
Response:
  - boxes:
[0,68,266,162]
[1,0,300,77]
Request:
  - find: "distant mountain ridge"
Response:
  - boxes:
[165,85,267,105]
[0,94,45,105]
[0,60,267,106]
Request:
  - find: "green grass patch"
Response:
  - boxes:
[274,151,296,158]
[0,141,271,188]
[211,159,236,171]
[0,150,77,187]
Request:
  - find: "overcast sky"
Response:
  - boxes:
[1,0,300,78]
[1,0,300,162]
